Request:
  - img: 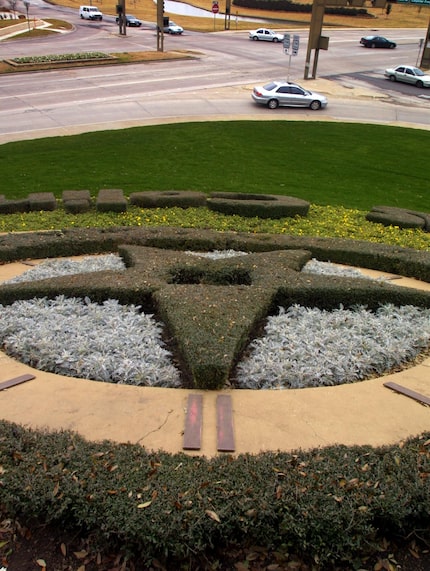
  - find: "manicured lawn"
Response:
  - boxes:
[1,121,429,211]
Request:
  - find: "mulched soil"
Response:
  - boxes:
[1,515,430,571]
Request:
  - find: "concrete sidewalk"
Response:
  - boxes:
[0,260,429,457]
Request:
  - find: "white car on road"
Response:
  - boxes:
[249,28,284,42]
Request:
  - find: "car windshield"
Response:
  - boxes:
[263,82,278,91]
[412,68,424,76]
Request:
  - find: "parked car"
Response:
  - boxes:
[249,28,284,43]
[79,5,103,20]
[360,35,396,48]
[252,80,328,110]
[384,65,430,88]
[164,21,183,34]
[115,14,142,26]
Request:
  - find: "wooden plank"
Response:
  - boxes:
[183,394,203,450]
[384,381,430,406]
[216,394,235,452]
[0,374,35,391]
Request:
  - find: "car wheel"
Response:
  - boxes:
[416,80,424,88]
[273,38,279,42]
[309,100,321,110]
[371,43,376,48]
[267,99,279,109]
[390,44,395,48]
[252,36,258,40]
[389,75,396,82]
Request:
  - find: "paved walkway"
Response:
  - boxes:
[1,260,429,457]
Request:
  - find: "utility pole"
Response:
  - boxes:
[23,0,30,32]
[304,0,387,80]
[421,17,430,68]
[304,0,326,79]
[116,0,126,36]
[156,0,164,52]
[225,0,231,30]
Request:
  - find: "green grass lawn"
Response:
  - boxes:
[2,121,429,212]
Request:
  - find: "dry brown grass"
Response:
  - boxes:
[49,0,430,31]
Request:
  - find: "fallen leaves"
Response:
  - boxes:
[205,509,221,523]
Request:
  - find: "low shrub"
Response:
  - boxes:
[0,421,428,568]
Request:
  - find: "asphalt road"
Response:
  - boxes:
[0,1,429,142]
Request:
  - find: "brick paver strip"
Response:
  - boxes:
[183,394,203,450]
[216,394,235,452]
[384,381,430,406]
[0,374,35,391]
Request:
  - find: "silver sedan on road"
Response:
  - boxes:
[252,81,328,110]
[384,65,430,88]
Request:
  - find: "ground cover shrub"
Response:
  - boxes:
[1,204,429,252]
[9,52,112,64]
[0,421,428,568]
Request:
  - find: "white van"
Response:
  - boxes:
[79,5,103,20]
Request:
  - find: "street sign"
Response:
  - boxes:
[212,2,219,13]
[283,33,290,54]
[292,34,300,55]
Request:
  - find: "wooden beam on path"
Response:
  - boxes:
[217,394,235,452]
[183,394,203,450]
[0,374,35,391]
[384,381,430,407]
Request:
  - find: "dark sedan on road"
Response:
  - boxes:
[115,14,142,26]
[360,35,396,48]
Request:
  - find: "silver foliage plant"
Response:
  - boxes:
[3,254,125,284]
[1,254,427,389]
[0,296,181,387]
[236,304,430,389]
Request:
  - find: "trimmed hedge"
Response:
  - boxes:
[96,188,127,213]
[62,190,92,214]
[1,227,430,389]
[28,192,57,212]
[367,205,430,231]
[207,192,310,219]
[0,421,428,568]
[130,190,207,208]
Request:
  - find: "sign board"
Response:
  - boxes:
[212,1,219,12]
[283,33,290,54]
[292,34,300,55]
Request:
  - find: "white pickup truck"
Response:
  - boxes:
[79,5,103,20]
